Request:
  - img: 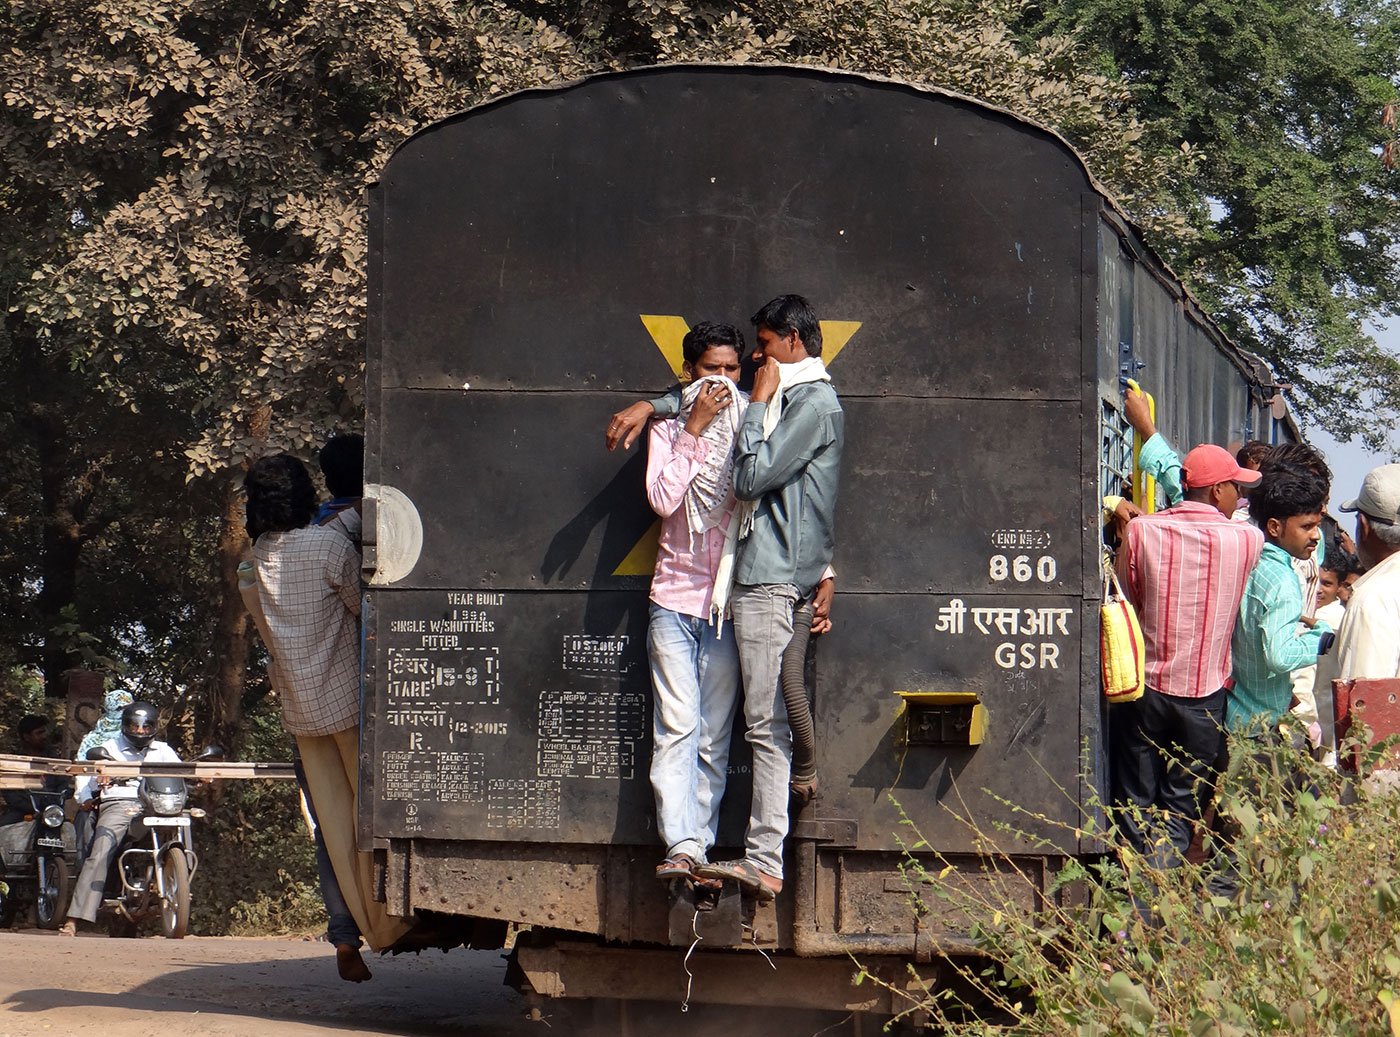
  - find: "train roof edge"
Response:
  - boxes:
[372,61,1302,442]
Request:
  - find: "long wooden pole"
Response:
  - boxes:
[0,752,296,788]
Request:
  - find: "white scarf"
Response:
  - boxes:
[677,375,747,544]
[710,357,832,628]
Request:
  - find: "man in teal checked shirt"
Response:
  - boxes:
[1227,467,1332,736]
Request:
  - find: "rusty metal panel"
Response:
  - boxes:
[515,941,905,1012]
[400,840,786,947]
[829,850,1043,939]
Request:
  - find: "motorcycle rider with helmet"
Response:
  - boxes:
[60,701,180,935]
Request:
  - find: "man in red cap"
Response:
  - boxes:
[1112,443,1264,868]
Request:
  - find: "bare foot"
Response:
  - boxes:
[57,920,77,937]
[335,943,372,982]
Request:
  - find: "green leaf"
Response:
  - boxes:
[1104,971,1155,1025]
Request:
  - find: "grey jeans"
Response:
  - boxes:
[731,582,799,880]
[70,799,142,922]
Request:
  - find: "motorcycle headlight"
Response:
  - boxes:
[146,790,187,816]
[42,805,64,828]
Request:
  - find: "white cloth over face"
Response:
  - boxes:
[712,357,832,626]
[677,375,747,545]
[734,356,832,542]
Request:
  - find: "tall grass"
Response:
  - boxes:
[862,727,1400,1035]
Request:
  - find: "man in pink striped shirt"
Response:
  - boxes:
[1112,444,1264,867]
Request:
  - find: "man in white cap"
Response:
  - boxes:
[1330,464,1400,681]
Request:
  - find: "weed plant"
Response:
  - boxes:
[862,727,1400,1035]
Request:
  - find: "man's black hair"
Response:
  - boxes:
[244,454,316,541]
[1263,443,1332,490]
[681,322,746,366]
[18,714,48,738]
[750,294,823,358]
[319,434,364,499]
[1249,468,1328,529]
[1322,547,1358,580]
[1236,440,1272,470]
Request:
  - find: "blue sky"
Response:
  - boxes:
[1309,318,1398,517]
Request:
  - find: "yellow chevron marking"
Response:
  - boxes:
[611,519,662,576]
[619,315,861,576]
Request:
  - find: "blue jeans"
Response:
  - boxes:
[647,603,742,862]
[731,582,800,880]
[293,752,361,948]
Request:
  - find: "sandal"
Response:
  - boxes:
[689,872,723,893]
[655,853,697,879]
[691,859,782,902]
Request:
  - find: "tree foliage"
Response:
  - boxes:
[1035,0,1400,449]
[0,0,1392,730]
[0,0,1187,717]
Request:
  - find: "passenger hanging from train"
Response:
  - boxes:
[316,433,365,547]
[1211,465,1331,896]
[1319,464,1400,683]
[242,455,412,976]
[1302,547,1360,766]
[1231,441,1273,522]
[1121,386,1185,509]
[1110,443,1263,872]
[605,296,841,901]
[1120,387,1337,745]
[642,322,747,887]
[1259,444,1334,749]
[684,295,844,902]
[1225,467,1331,738]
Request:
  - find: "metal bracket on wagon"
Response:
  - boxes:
[789,817,858,846]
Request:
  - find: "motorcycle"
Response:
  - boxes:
[84,743,221,938]
[0,781,76,929]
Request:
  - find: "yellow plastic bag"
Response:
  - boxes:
[1101,570,1145,703]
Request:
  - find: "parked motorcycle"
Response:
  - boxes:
[0,782,76,929]
[84,743,221,938]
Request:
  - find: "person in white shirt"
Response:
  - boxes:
[61,701,180,933]
[1299,548,1356,763]
[1331,465,1400,682]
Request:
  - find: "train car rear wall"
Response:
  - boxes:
[364,66,1116,862]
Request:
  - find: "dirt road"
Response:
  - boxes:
[0,930,860,1037]
[0,929,530,1036]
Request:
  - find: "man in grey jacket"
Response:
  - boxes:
[605,294,844,900]
[693,295,844,899]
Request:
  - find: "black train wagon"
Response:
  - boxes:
[360,64,1299,1014]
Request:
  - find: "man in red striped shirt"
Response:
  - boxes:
[1112,444,1264,867]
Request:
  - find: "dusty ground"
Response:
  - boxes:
[0,930,863,1037]
[0,929,530,1037]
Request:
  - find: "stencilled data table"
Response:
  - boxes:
[370,589,659,843]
